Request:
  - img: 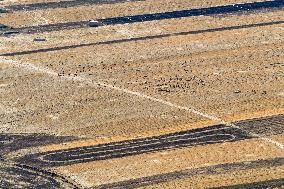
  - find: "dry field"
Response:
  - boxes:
[0,0,284,188]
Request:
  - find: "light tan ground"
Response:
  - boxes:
[1,8,284,54]
[53,137,284,187]
[140,166,284,189]
[0,0,283,188]
[0,0,269,27]
[6,21,284,122]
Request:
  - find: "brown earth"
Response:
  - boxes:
[0,0,283,188]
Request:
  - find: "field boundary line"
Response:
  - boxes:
[2,58,283,150]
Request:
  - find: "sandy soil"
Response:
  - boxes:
[0,0,283,188]
[53,137,284,187]
[0,0,269,27]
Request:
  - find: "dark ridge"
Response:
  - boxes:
[4,0,144,12]
[1,0,284,34]
[94,157,284,189]
[99,0,284,25]
[1,20,284,56]
[16,114,284,167]
[209,178,284,189]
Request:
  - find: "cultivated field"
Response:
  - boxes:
[0,0,284,188]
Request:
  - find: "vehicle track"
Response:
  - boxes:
[1,0,283,35]
[1,20,283,56]
[17,114,284,167]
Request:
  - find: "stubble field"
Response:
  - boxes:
[0,0,284,188]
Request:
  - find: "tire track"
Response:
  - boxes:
[94,157,284,189]
[17,114,284,167]
[1,20,284,56]
[1,0,283,35]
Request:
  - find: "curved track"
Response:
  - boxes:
[0,162,78,188]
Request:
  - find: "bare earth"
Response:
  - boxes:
[0,0,283,188]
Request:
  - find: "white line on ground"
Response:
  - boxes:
[2,58,284,150]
